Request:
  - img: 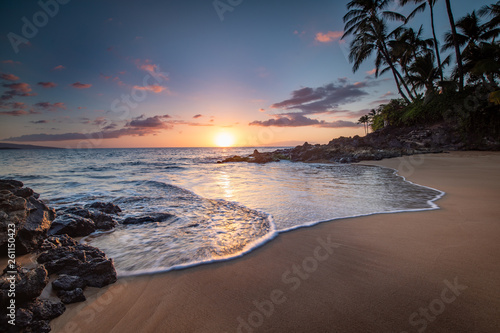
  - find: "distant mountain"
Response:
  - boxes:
[0,142,62,149]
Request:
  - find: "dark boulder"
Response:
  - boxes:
[123,213,175,225]
[48,214,96,237]
[0,180,55,254]
[37,243,117,288]
[0,264,48,305]
[85,202,121,215]
[58,206,118,231]
[57,288,86,304]
[52,275,86,291]
[39,234,78,252]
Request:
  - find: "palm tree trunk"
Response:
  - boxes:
[445,0,464,90]
[429,1,444,82]
[380,43,415,101]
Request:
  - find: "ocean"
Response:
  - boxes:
[0,147,443,276]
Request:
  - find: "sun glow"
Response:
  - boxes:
[215,132,235,147]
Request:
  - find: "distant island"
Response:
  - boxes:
[0,142,62,150]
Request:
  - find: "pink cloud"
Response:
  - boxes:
[52,65,66,71]
[259,108,266,112]
[35,102,66,111]
[366,68,377,75]
[0,110,28,116]
[0,73,20,81]
[78,106,87,110]
[132,84,166,93]
[71,82,92,89]
[1,82,35,100]
[315,31,343,43]
[2,60,22,65]
[37,82,57,88]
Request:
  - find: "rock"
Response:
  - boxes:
[123,213,175,225]
[52,275,86,291]
[28,299,66,320]
[48,214,96,237]
[57,288,86,304]
[16,307,34,328]
[39,234,79,252]
[57,206,118,231]
[37,244,117,288]
[0,180,55,254]
[0,264,48,305]
[85,202,121,215]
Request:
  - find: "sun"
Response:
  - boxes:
[215,132,235,147]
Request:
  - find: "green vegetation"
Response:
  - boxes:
[344,0,500,142]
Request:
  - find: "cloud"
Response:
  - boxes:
[315,31,343,43]
[193,114,203,119]
[0,110,29,116]
[2,60,22,65]
[35,102,66,111]
[366,68,377,75]
[3,128,157,142]
[71,82,92,89]
[259,108,266,112]
[52,65,65,71]
[249,114,359,128]
[132,84,166,93]
[270,81,369,114]
[381,91,394,98]
[135,59,169,81]
[37,82,57,88]
[127,114,172,128]
[1,82,36,100]
[31,120,49,124]
[1,73,20,81]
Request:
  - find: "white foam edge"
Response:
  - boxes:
[90,163,445,278]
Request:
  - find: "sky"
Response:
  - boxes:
[0,0,493,148]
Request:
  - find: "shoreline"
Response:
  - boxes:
[51,151,500,332]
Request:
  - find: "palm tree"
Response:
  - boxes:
[342,0,415,102]
[400,0,444,81]
[462,42,500,85]
[478,1,500,42]
[358,115,370,134]
[443,11,490,55]
[406,53,441,94]
[444,0,464,91]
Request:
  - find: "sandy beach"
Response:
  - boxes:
[51,151,500,333]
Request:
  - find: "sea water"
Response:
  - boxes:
[0,147,443,276]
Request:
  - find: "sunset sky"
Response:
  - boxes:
[0,0,490,148]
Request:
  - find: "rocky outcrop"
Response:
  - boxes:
[0,180,55,254]
[218,124,483,164]
[0,181,119,332]
[37,242,117,288]
[123,212,175,225]
[0,263,65,332]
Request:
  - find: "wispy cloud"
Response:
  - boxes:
[70,82,92,89]
[249,114,359,128]
[37,82,57,88]
[315,31,343,43]
[52,65,66,71]
[35,102,66,111]
[270,80,369,115]
[0,110,29,116]
[132,84,167,93]
[127,114,172,128]
[1,82,36,100]
[0,73,20,81]
[193,114,203,119]
[2,60,22,65]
